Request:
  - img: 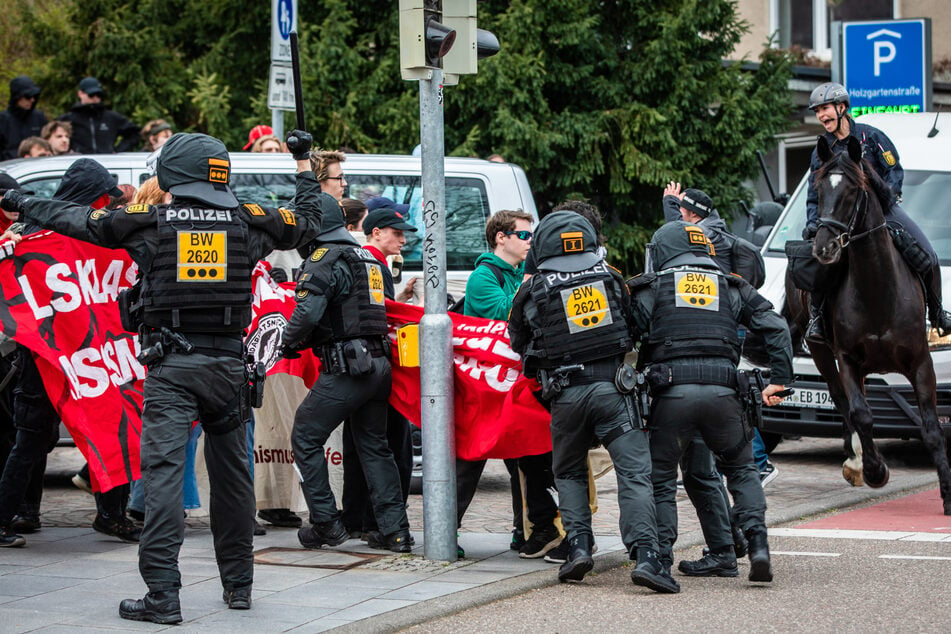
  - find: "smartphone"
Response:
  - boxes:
[773,388,795,398]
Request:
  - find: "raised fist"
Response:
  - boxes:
[0,189,26,215]
[285,130,313,161]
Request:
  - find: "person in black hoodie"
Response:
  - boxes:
[0,76,48,161]
[57,77,140,154]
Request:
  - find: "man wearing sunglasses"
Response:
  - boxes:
[456,210,561,560]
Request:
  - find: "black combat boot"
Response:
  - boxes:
[630,547,680,594]
[366,528,413,553]
[298,518,349,549]
[118,591,182,624]
[924,266,951,336]
[223,585,252,610]
[557,533,594,583]
[746,528,773,582]
[732,522,749,558]
[804,300,825,344]
[678,549,738,577]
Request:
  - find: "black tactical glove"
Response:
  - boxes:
[802,224,818,240]
[279,342,301,360]
[0,189,26,216]
[285,130,313,161]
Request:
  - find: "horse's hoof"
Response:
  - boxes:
[842,465,864,487]
[864,464,890,489]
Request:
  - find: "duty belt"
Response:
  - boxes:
[143,330,244,359]
[668,364,738,389]
[568,363,620,385]
[318,337,390,374]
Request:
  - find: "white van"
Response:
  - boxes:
[0,152,538,298]
[751,112,951,446]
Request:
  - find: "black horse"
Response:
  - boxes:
[785,135,951,515]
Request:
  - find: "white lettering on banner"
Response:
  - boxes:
[454,353,520,392]
[58,336,146,399]
[17,259,134,320]
[455,320,508,336]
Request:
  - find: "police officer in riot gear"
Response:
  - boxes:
[628,221,793,584]
[508,211,678,592]
[1,130,322,623]
[804,81,951,341]
[282,199,412,554]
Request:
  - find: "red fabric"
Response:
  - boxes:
[0,231,143,492]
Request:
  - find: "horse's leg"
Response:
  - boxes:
[808,341,864,485]
[907,358,951,515]
[836,359,890,488]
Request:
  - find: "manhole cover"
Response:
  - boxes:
[254,547,384,570]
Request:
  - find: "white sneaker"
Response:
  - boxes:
[759,463,779,488]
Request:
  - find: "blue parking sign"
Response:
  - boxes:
[842,19,931,115]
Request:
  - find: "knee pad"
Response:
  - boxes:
[890,227,932,275]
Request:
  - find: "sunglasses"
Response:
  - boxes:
[504,230,532,240]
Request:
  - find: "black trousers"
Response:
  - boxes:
[455,452,558,530]
[0,347,60,527]
[341,404,413,532]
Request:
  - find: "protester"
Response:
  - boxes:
[0,76,47,161]
[242,124,273,151]
[310,149,347,200]
[41,120,72,155]
[57,77,140,153]
[140,119,173,152]
[251,134,283,153]
[17,137,52,158]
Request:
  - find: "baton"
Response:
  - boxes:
[290,31,306,132]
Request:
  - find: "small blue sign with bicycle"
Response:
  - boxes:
[842,19,932,115]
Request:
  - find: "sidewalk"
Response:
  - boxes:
[0,437,940,632]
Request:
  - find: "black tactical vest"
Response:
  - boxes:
[524,262,632,369]
[141,204,252,333]
[643,267,740,364]
[298,244,388,344]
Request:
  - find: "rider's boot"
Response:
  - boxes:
[804,298,825,344]
[923,263,951,336]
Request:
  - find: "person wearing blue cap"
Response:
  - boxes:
[56,77,140,154]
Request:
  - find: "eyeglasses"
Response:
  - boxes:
[504,230,532,241]
[324,174,346,181]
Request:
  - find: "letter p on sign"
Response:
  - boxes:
[874,40,896,76]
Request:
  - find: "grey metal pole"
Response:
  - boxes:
[418,68,457,562]
[271,110,284,145]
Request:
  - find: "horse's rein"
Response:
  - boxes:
[816,179,887,248]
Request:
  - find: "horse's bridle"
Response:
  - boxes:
[815,171,887,249]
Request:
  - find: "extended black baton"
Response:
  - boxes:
[290,31,306,132]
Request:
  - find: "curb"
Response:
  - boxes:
[338,472,940,633]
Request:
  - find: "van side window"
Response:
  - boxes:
[19,178,62,200]
[231,173,296,208]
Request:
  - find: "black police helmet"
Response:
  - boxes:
[649,221,718,270]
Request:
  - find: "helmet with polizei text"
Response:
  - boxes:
[809,82,850,111]
[532,211,602,273]
[650,221,718,270]
[156,133,238,209]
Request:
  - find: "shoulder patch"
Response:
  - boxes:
[124,203,149,214]
[90,209,108,220]
[243,203,266,216]
[297,289,309,299]
[278,207,297,226]
[882,150,896,166]
[607,263,623,275]
[310,248,329,262]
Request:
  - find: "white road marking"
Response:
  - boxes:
[771,551,841,557]
[879,554,951,561]
[769,528,951,542]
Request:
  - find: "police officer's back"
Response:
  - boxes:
[282,200,412,554]
[628,221,793,584]
[1,130,322,623]
[509,212,678,593]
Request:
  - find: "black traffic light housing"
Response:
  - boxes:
[400,0,457,80]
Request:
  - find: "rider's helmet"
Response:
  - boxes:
[809,82,850,111]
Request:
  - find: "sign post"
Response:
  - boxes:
[833,19,932,116]
[269,0,299,140]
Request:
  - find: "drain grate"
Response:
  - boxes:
[254,547,385,570]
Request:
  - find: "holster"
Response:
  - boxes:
[118,281,142,333]
[736,369,764,440]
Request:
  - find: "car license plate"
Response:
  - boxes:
[778,387,835,410]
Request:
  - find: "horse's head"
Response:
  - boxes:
[812,135,869,265]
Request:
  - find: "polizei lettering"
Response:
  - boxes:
[544,262,608,286]
[166,208,233,222]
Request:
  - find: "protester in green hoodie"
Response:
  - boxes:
[462,211,532,319]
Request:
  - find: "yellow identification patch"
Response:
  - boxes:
[674,270,719,311]
[561,231,584,253]
[244,203,265,216]
[310,248,328,262]
[207,158,229,183]
[882,150,896,166]
[90,210,108,220]
[278,207,296,226]
[367,263,385,305]
[176,230,227,282]
[297,289,309,298]
[560,280,613,334]
[124,203,149,214]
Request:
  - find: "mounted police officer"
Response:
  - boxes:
[282,198,412,555]
[508,211,678,593]
[804,81,951,341]
[628,221,793,585]
[0,129,322,623]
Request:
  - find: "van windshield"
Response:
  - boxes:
[766,169,951,264]
[231,173,491,271]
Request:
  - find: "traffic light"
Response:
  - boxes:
[400,0,457,80]
[441,0,500,84]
